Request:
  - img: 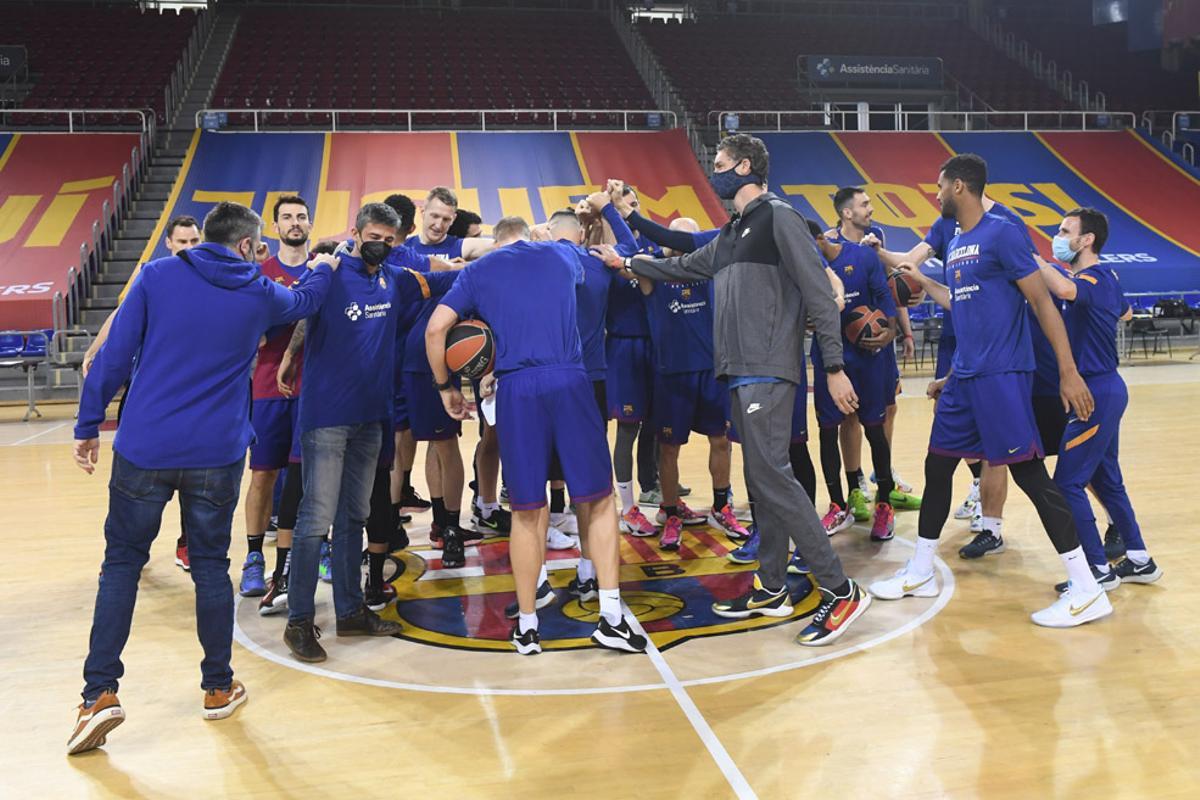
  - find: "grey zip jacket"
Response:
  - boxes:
[627,192,844,383]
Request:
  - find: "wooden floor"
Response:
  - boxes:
[4,362,1200,799]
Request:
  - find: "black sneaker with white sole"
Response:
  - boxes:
[568,576,598,602]
[472,506,512,536]
[440,527,466,568]
[510,624,542,655]
[1104,524,1126,561]
[958,531,1005,560]
[504,580,557,619]
[1054,565,1120,594]
[590,616,647,653]
[1112,557,1162,584]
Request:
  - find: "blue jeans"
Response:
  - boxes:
[288,423,382,624]
[83,452,243,701]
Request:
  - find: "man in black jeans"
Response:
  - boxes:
[595,134,872,647]
[68,202,336,755]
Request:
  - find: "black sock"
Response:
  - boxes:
[368,550,386,589]
[819,427,845,506]
[402,470,413,493]
[248,534,265,555]
[968,460,982,479]
[918,452,959,541]
[274,547,290,581]
[177,532,187,548]
[830,579,852,597]
[713,486,730,512]
[863,425,893,504]
[550,487,566,514]
[445,508,461,529]
[431,497,446,527]
[661,504,679,520]
[846,468,863,499]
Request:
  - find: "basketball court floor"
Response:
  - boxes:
[3,363,1198,798]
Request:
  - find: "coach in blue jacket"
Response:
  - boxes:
[67,201,336,755]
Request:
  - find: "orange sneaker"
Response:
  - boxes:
[67,690,125,755]
[203,680,248,721]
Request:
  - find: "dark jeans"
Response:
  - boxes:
[288,423,382,624]
[82,452,244,700]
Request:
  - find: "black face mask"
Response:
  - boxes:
[360,240,392,267]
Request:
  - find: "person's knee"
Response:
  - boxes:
[707,434,730,455]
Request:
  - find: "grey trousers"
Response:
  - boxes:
[731,381,847,591]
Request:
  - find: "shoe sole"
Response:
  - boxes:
[470,519,508,536]
[239,587,267,598]
[203,691,247,721]
[258,597,288,616]
[959,541,1006,560]
[787,565,810,575]
[365,600,389,612]
[796,592,873,647]
[619,520,656,537]
[513,641,542,655]
[825,515,855,537]
[67,708,125,756]
[175,559,190,572]
[337,626,403,637]
[869,577,939,601]
[1120,568,1163,584]
[727,555,757,565]
[590,631,647,653]
[659,540,681,551]
[285,638,327,662]
[711,602,794,620]
[706,514,749,541]
[1031,596,1114,628]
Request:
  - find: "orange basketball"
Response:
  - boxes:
[888,270,926,307]
[844,305,888,346]
[445,319,495,379]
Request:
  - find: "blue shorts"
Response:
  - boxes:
[250,398,298,471]
[654,369,730,445]
[885,344,900,405]
[606,336,654,423]
[935,335,956,380]
[403,371,461,441]
[930,372,1043,466]
[393,384,410,432]
[497,365,613,511]
[814,354,892,429]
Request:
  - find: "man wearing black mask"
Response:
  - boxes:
[281,202,459,663]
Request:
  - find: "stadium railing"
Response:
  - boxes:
[712,108,1138,133]
[1140,110,1200,166]
[194,108,678,133]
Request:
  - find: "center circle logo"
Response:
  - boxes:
[235,521,953,695]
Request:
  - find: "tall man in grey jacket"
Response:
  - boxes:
[595,134,872,646]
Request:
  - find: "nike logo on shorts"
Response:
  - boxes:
[746,403,762,414]
[1007,447,1020,454]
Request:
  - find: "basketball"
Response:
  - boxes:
[445,319,495,379]
[889,270,926,307]
[844,305,888,345]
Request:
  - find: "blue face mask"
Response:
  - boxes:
[710,166,761,200]
[1052,234,1078,264]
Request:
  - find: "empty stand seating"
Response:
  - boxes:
[213,9,655,127]
[637,15,1068,121]
[0,3,198,123]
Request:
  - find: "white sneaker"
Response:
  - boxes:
[954,480,980,520]
[891,469,914,495]
[969,506,983,533]
[546,525,577,550]
[1031,584,1113,628]
[859,474,874,503]
[549,511,578,535]
[869,560,940,600]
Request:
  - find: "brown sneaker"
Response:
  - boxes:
[336,604,402,637]
[67,690,125,755]
[203,680,247,721]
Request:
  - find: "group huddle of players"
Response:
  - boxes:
[134,145,1159,658]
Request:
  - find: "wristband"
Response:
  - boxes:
[823,365,844,375]
[433,378,454,392]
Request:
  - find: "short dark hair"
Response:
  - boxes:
[310,240,339,256]
[426,186,458,209]
[939,153,987,197]
[165,215,200,238]
[493,216,530,241]
[272,194,309,222]
[202,202,261,248]
[354,202,401,233]
[717,133,769,182]
[383,194,417,233]
[1066,207,1109,254]
[447,209,482,239]
[805,219,824,239]
[833,187,865,218]
[548,209,579,226]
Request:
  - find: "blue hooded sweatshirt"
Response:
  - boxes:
[75,242,333,469]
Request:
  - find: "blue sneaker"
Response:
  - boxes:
[239,552,267,597]
[318,540,332,583]
[727,526,760,564]
[787,549,811,575]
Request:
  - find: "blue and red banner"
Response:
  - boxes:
[0,133,139,328]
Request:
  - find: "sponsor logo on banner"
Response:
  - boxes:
[807,54,943,88]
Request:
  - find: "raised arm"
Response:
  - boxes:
[873,240,935,272]
[623,233,722,282]
[425,303,472,421]
[266,255,338,326]
[1036,254,1077,301]
[460,237,495,261]
[896,262,951,311]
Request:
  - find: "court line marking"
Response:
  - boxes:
[6,421,69,447]
[625,603,758,799]
[232,538,956,696]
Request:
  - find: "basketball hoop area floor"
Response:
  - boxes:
[3,363,1198,799]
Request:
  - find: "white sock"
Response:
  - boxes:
[969,478,981,500]
[576,557,595,582]
[598,588,621,625]
[982,516,1003,537]
[617,480,635,513]
[1126,548,1150,565]
[1061,547,1100,594]
[911,537,938,576]
[537,564,548,586]
[475,497,499,517]
[518,611,539,633]
[1094,561,1111,575]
